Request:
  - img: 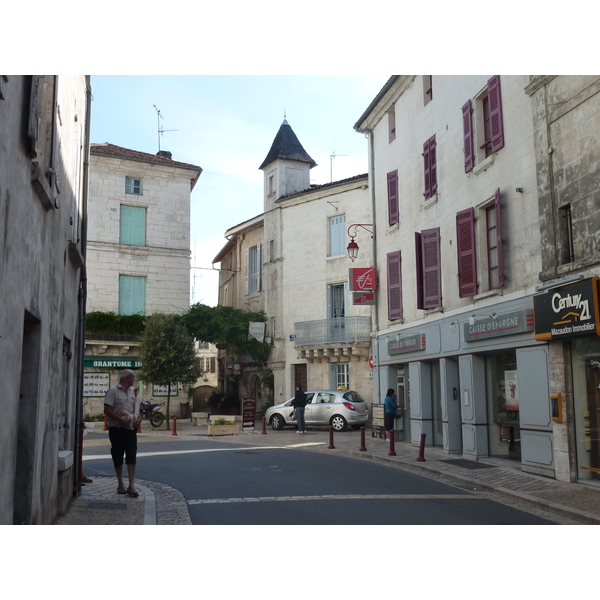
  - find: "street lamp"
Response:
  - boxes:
[346,223,374,262]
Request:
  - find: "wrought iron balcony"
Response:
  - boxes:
[293,316,372,348]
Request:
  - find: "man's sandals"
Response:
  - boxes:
[117,485,139,497]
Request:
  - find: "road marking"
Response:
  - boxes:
[187,493,481,505]
[82,443,325,461]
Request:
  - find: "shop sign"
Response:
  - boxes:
[464,310,534,342]
[349,267,376,292]
[533,277,600,341]
[353,292,375,305]
[388,333,426,355]
[84,357,141,369]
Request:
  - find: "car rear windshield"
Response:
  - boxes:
[343,391,366,403]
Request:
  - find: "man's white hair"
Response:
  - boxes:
[119,369,135,382]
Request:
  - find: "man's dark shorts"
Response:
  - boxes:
[108,427,137,467]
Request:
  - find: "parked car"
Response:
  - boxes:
[265,390,369,432]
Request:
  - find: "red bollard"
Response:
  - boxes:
[261,416,267,435]
[172,417,177,436]
[328,426,335,449]
[416,433,427,462]
[359,426,367,451]
[103,415,108,431]
[388,429,396,456]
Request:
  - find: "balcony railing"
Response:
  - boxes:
[294,316,372,348]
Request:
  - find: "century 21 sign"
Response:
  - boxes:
[533,277,600,341]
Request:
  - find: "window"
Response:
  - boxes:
[331,363,350,391]
[247,244,262,294]
[422,135,437,200]
[387,170,399,226]
[270,317,276,339]
[118,275,146,315]
[125,176,142,195]
[486,190,504,289]
[329,214,346,257]
[269,239,276,262]
[268,174,275,195]
[328,283,347,319]
[415,227,441,309]
[388,105,396,143]
[423,75,433,105]
[120,205,146,246]
[464,76,505,172]
[387,251,403,321]
[559,204,574,264]
[456,207,478,297]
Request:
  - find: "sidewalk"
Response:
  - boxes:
[55,419,600,525]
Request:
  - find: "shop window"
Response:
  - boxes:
[485,350,521,461]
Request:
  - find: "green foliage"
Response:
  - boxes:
[262,371,274,392]
[86,311,147,335]
[183,303,270,362]
[138,313,200,387]
[211,418,235,426]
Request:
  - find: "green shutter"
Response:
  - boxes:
[120,205,146,246]
[119,275,146,315]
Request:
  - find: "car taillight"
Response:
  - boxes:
[343,402,356,411]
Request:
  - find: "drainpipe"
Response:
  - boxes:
[73,75,92,496]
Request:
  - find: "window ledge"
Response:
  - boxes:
[386,224,400,235]
[473,155,494,176]
[326,254,345,261]
[423,194,439,209]
[424,306,444,315]
[473,289,503,301]
[68,242,84,269]
[388,319,405,325]
[31,160,56,210]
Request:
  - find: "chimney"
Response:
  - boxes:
[157,150,172,159]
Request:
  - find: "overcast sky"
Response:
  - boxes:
[90,75,389,307]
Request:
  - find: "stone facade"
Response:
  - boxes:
[0,75,90,523]
[84,144,201,416]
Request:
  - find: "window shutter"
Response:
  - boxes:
[387,170,399,225]
[119,275,146,315]
[423,135,437,198]
[387,251,403,321]
[430,135,437,195]
[120,205,146,246]
[210,357,216,373]
[456,207,477,297]
[260,242,264,292]
[494,188,504,287]
[422,227,441,308]
[488,76,505,152]
[423,138,431,198]
[415,232,424,309]
[462,100,474,172]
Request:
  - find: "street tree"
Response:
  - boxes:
[138,313,200,430]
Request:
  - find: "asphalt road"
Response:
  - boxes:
[83,435,556,525]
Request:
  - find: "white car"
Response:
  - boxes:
[265,390,369,432]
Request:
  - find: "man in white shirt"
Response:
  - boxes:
[104,369,142,497]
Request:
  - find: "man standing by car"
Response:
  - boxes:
[292,385,308,434]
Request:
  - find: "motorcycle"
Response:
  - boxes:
[140,399,166,428]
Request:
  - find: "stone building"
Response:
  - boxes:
[84,143,202,415]
[356,76,554,475]
[0,75,91,524]
[526,76,600,482]
[214,120,374,416]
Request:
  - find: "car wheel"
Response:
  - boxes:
[330,415,347,432]
[270,414,285,430]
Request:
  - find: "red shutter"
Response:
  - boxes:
[387,251,403,320]
[387,170,399,225]
[456,207,477,297]
[430,135,437,195]
[462,100,474,172]
[494,188,504,287]
[422,227,441,308]
[488,75,505,152]
[423,138,431,198]
[415,232,424,309]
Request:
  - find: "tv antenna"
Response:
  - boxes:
[330,150,348,182]
[153,105,178,152]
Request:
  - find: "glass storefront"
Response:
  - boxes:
[485,349,521,461]
[572,338,600,481]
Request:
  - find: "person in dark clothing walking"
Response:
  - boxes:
[292,385,308,434]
